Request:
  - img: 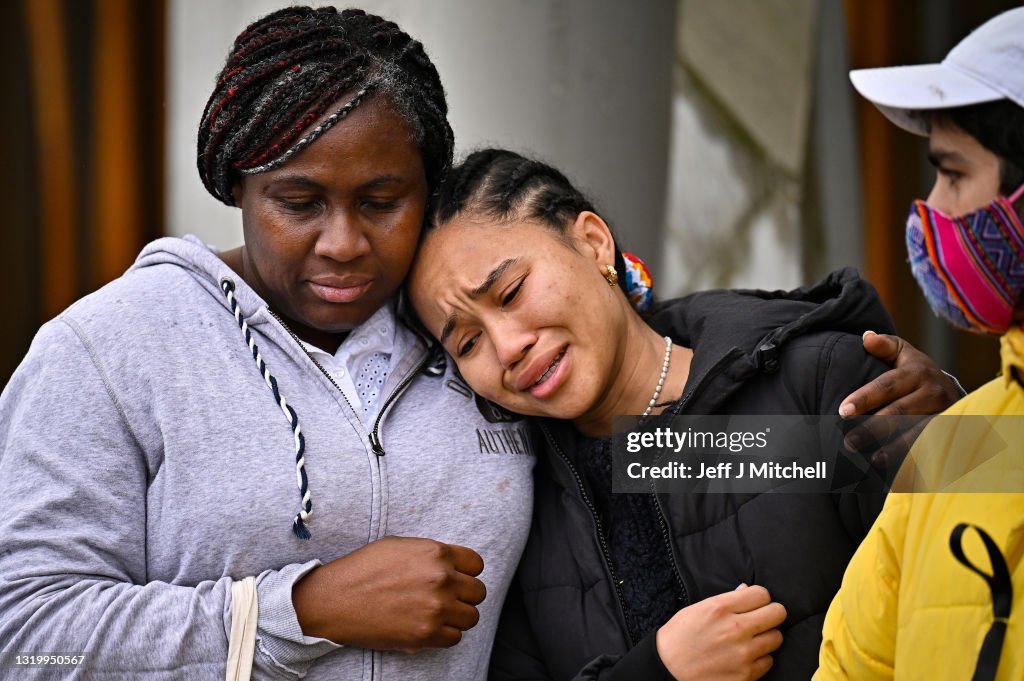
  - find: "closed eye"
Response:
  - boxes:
[279,198,321,212]
[458,333,480,357]
[502,279,524,307]
[361,198,398,211]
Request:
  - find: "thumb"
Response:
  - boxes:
[861,331,902,366]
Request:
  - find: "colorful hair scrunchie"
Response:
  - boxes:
[622,251,653,312]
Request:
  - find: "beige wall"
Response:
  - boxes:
[661,0,862,295]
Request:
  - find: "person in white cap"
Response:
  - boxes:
[816,8,1024,681]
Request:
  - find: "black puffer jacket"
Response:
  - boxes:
[490,269,895,681]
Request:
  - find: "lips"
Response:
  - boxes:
[307,275,374,304]
[532,350,565,387]
[516,346,568,392]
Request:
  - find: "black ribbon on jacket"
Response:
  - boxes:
[949,523,1013,681]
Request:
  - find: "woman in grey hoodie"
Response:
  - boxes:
[0,8,535,680]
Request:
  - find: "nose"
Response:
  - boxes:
[925,180,945,212]
[314,209,371,262]
[491,320,536,371]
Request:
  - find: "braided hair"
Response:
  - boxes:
[429,148,629,296]
[197,6,453,207]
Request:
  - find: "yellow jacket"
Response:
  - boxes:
[816,327,1024,680]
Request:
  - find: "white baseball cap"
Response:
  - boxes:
[849,7,1024,136]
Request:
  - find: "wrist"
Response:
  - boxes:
[292,566,338,641]
[647,627,679,681]
[255,560,341,672]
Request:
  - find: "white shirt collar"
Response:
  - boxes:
[300,300,398,421]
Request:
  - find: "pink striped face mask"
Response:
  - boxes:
[906,183,1024,335]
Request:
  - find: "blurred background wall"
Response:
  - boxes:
[2,0,1020,391]
[2,0,164,386]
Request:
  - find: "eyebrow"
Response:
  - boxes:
[438,258,520,347]
[440,315,458,347]
[261,173,406,193]
[471,258,519,299]
[359,174,406,190]
[262,175,324,193]
[927,149,966,167]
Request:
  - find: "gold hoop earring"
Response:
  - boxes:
[604,264,618,287]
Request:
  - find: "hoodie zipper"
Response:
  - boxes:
[368,353,430,456]
[267,309,361,415]
[265,306,419,681]
[540,423,634,646]
[267,309,429,457]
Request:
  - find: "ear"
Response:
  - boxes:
[231,179,245,206]
[569,211,617,265]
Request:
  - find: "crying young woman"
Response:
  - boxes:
[408,149,961,681]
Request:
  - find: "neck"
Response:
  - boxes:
[572,313,692,438]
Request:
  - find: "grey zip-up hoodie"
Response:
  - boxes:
[0,236,535,680]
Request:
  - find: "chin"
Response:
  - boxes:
[510,386,594,421]
[521,399,583,421]
[487,395,544,419]
[313,306,378,331]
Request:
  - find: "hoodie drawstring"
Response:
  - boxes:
[221,277,312,539]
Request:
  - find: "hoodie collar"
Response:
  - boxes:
[129,234,273,324]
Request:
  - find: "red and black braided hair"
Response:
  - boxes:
[197,6,453,207]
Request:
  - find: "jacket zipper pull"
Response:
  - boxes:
[369,433,385,457]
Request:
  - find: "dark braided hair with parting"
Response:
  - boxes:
[429,148,630,297]
[197,6,453,208]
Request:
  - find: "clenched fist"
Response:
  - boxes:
[293,536,487,651]
[656,584,786,681]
